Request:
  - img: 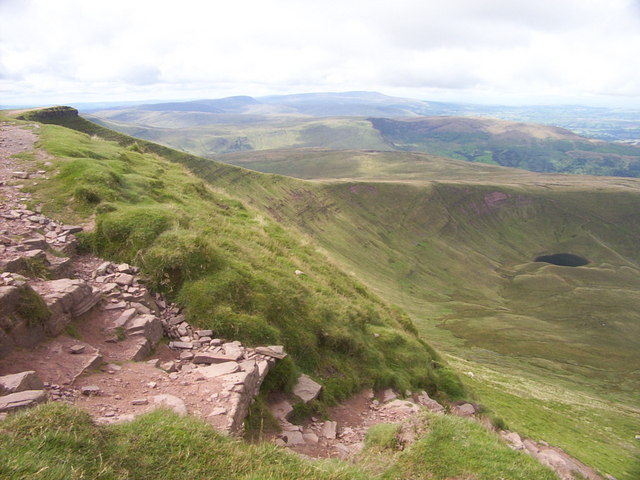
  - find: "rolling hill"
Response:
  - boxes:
[88,94,640,177]
[12,106,640,479]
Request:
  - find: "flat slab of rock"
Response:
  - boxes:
[0,390,47,412]
[0,371,43,395]
[380,399,420,415]
[320,420,338,439]
[198,362,241,378]
[114,273,134,286]
[255,346,287,359]
[292,373,322,403]
[126,314,163,344]
[193,353,242,364]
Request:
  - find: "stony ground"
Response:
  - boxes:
[0,121,604,479]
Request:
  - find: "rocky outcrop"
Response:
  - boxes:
[0,389,47,413]
[0,370,47,414]
[0,370,43,395]
[501,430,603,480]
[0,283,50,356]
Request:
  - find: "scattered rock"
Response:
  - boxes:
[131,398,149,406]
[292,373,322,403]
[198,362,241,378]
[161,361,179,373]
[321,420,338,439]
[69,344,85,354]
[179,351,195,361]
[80,386,101,396]
[114,273,134,286]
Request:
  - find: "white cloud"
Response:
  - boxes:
[1,0,640,106]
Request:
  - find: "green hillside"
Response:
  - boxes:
[370,116,640,176]
[10,107,460,406]
[10,107,640,478]
[196,150,640,478]
[88,113,390,155]
[89,103,640,177]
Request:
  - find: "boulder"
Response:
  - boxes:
[255,345,287,359]
[130,338,153,361]
[0,371,43,395]
[303,432,319,444]
[415,390,445,413]
[283,430,305,445]
[0,390,47,412]
[454,403,476,417]
[292,373,322,403]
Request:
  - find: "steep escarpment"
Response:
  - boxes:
[8,108,462,407]
[194,153,640,478]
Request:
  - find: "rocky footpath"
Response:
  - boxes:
[0,122,285,434]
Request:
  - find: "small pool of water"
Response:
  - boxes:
[534,253,589,267]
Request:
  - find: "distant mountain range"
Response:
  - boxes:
[87,91,640,144]
[86,91,640,177]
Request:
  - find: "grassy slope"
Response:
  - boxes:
[89,113,390,155]
[369,116,640,177]
[197,152,640,479]
[0,404,558,480]
[9,108,461,406]
[91,108,640,177]
[13,108,640,477]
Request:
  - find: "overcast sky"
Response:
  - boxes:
[2,0,640,107]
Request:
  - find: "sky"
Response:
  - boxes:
[2,0,640,108]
